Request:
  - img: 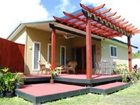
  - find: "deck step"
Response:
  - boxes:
[15,83,88,104]
[90,82,130,95]
[23,75,51,84]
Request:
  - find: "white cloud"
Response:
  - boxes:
[55,0,76,16]
[0,0,49,38]
[56,0,69,12]
[81,0,140,52]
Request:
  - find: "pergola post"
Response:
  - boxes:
[51,28,56,69]
[86,18,92,79]
[127,36,132,72]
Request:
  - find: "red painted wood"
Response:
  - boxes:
[54,3,140,37]
[62,12,120,37]
[0,38,24,72]
[59,74,120,79]
[86,19,92,79]
[93,82,127,89]
[51,29,56,69]
[128,36,132,72]
[80,4,132,34]
[80,3,105,12]
[107,12,117,17]
[100,8,111,14]
[17,83,85,96]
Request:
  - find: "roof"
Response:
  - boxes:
[7,20,138,49]
[111,38,138,49]
[7,20,55,40]
[54,3,140,38]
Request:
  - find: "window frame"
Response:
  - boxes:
[110,45,117,58]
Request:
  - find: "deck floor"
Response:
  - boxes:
[58,74,120,79]
[55,74,122,85]
[16,83,88,104]
[93,82,127,90]
[17,83,85,96]
[16,74,129,104]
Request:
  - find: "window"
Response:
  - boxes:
[32,42,41,70]
[60,46,66,65]
[110,46,117,57]
[47,43,51,63]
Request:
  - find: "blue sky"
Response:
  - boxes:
[40,0,81,19]
[0,0,139,52]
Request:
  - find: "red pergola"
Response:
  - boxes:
[50,3,140,79]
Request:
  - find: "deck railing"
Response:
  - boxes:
[96,60,116,74]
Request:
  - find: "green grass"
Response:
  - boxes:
[0,82,140,105]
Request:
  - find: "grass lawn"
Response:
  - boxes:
[0,81,140,105]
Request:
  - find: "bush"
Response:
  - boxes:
[114,64,140,83]
[0,67,24,97]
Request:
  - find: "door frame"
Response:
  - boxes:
[60,45,67,66]
[32,41,41,71]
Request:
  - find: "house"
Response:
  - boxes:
[7,4,139,79]
[5,4,140,104]
[7,20,137,75]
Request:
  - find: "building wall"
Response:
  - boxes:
[25,27,101,74]
[101,39,128,65]
[25,27,73,74]
[11,28,27,45]
[69,37,101,65]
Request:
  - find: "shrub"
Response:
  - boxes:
[0,67,24,97]
[114,64,140,83]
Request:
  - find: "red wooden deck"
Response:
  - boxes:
[22,74,51,84]
[93,82,127,90]
[17,83,85,96]
[16,74,129,104]
[58,74,120,79]
[16,83,88,103]
[23,74,50,79]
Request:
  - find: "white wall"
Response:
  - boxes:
[101,39,128,65]
[15,31,27,44]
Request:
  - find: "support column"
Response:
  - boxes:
[86,18,92,79]
[51,28,56,69]
[128,36,132,72]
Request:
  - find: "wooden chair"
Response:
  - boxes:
[66,60,77,74]
[39,61,51,74]
[39,64,46,74]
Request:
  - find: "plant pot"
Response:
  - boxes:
[0,91,4,98]
[50,79,54,84]
[5,91,15,97]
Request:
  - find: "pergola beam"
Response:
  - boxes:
[63,11,120,37]
[82,9,125,36]
[80,4,133,35]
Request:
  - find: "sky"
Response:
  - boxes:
[0,0,140,52]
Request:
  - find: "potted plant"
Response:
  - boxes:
[3,72,16,97]
[50,67,62,83]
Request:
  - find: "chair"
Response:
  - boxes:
[66,60,77,74]
[39,61,51,74]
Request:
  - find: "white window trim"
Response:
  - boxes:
[32,41,41,71]
[110,45,117,58]
[47,43,51,63]
[60,46,67,65]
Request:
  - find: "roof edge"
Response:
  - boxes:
[7,20,55,40]
[112,38,138,49]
